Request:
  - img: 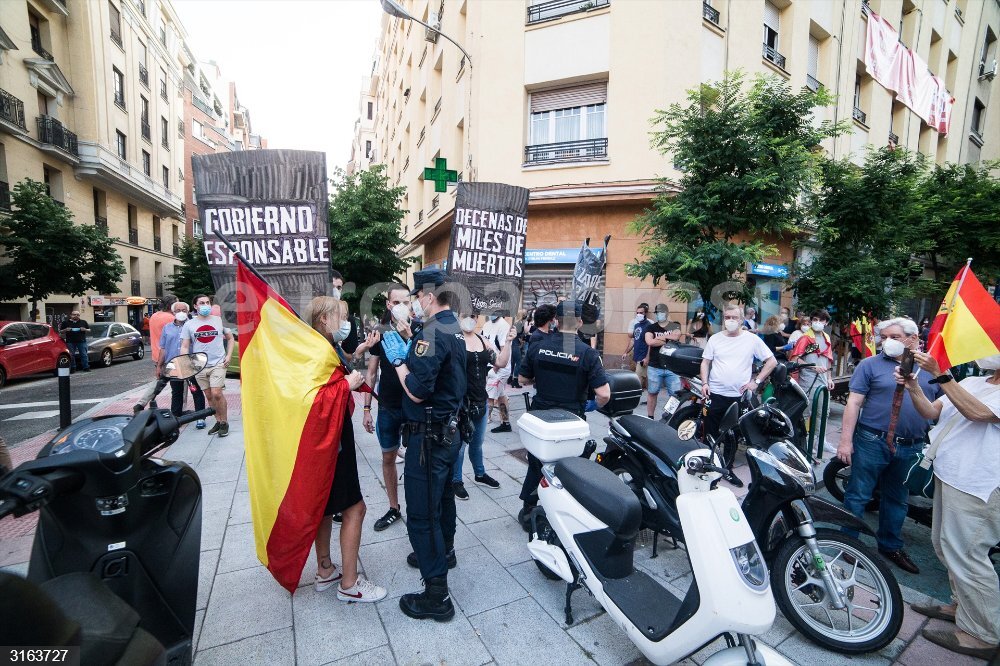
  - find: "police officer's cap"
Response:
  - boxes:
[410,269,448,296]
[555,300,582,318]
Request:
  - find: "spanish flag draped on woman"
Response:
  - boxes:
[235,259,351,593]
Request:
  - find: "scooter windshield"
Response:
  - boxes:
[48,417,131,456]
[765,441,815,490]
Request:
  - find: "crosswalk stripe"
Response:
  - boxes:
[0,399,104,410]
[5,410,63,421]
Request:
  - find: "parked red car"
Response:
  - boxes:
[0,321,70,388]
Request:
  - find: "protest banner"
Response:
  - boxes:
[447,182,530,313]
[573,236,610,311]
[191,150,330,323]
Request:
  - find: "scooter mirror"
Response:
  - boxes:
[719,401,741,433]
[163,352,209,380]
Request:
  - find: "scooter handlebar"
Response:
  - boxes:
[176,409,216,426]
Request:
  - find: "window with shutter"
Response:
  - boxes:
[808,37,819,78]
[526,82,609,164]
[763,2,780,50]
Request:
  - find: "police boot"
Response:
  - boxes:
[399,576,454,622]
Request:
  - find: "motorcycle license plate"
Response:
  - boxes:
[664,396,680,415]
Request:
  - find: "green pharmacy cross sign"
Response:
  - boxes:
[423,157,459,193]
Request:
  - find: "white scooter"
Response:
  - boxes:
[519,405,792,666]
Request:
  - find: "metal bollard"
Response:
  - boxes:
[806,384,831,463]
[58,354,72,429]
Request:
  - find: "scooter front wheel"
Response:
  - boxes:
[772,528,903,654]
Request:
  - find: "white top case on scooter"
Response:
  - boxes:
[517,410,590,463]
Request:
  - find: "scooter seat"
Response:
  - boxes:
[554,456,642,539]
[616,415,700,470]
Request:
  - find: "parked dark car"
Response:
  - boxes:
[0,321,70,388]
[86,322,145,367]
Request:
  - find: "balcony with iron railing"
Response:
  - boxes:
[111,23,123,49]
[131,279,141,296]
[141,120,150,141]
[430,195,439,212]
[888,130,899,145]
[0,181,10,211]
[31,34,53,60]
[806,75,821,92]
[524,137,608,165]
[852,106,867,125]
[0,89,27,131]
[702,2,720,25]
[37,116,79,156]
[153,235,161,252]
[95,216,108,234]
[160,81,168,101]
[139,64,149,88]
[417,128,426,147]
[416,210,424,226]
[762,43,786,70]
[431,97,442,124]
[172,243,179,257]
[128,227,139,245]
[155,282,164,297]
[527,0,609,25]
[161,135,170,151]
[114,92,127,112]
[971,126,984,145]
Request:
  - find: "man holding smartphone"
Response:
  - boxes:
[59,311,91,371]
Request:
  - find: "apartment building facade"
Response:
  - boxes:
[363,0,999,355]
[346,75,378,175]
[0,0,187,328]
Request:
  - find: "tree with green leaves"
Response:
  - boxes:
[327,164,412,306]
[0,179,124,321]
[628,72,845,315]
[914,160,1000,294]
[167,236,214,306]
[792,147,929,324]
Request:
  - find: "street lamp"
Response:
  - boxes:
[379,0,474,180]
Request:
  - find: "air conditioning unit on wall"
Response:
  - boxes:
[425,12,440,43]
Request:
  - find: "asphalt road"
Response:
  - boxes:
[0,346,155,449]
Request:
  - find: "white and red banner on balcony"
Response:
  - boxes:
[864,9,954,134]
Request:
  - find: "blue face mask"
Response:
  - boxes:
[198,305,212,317]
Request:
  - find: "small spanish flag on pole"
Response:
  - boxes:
[850,317,877,358]
[926,259,1000,370]
[235,258,351,593]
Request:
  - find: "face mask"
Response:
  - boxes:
[780,313,789,321]
[198,305,212,317]
[460,317,476,333]
[695,312,704,320]
[724,319,740,332]
[332,320,351,342]
[411,297,425,320]
[635,313,644,322]
[811,321,825,332]
[975,354,1000,371]
[882,338,905,358]
[800,324,811,333]
[489,315,498,323]
[655,312,667,323]
[174,312,188,322]
[331,287,342,300]
[390,303,410,323]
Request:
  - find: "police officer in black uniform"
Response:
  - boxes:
[379,269,466,622]
[515,299,611,529]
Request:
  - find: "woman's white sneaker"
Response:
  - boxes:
[314,564,342,592]
[337,576,387,603]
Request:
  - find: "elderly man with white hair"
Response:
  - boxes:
[836,317,942,574]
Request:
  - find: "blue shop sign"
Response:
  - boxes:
[749,263,789,279]
[525,248,604,264]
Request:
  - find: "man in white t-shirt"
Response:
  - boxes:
[483,313,513,433]
[900,351,1000,660]
[180,294,234,437]
[700,303,777,439]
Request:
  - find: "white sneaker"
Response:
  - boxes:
[337,576,387,603]
[314,564,342,592]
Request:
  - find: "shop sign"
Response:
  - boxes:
[89,296,109,306]
[526,248,603,264]
[126,297,147,306]
[749,263,789,279]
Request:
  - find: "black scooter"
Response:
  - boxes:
[599,400,903,654]
[0,353,213,665]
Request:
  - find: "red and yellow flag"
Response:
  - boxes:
[236,260,350,593]
[926,263,1000,370]
[850,317,877,358]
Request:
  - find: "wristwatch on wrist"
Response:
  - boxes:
[392,358,404,367]
[929,373,953,384]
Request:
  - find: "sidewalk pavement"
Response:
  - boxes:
[1,382,991,666]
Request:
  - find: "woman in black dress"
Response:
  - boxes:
[305,296,386,603]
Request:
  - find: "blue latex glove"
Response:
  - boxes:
[381,331,410,366]
[585,399,597,413]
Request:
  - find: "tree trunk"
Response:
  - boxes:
[30,294,39,322]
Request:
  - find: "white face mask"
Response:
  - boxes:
[411,296,425,319]
[975,354,1000,370]
[332,320,351,342]
[489,315,498,323]
[724,319,740,332]
[635,313,644,322]
[655,312,667,323]
[331,287,342,300]
[800,324,811,333]
[460,317,476,333]
[174,311,188,322]
[390,303,410,323]
[780,313,789,322]
[811,321,825,332]
[882,338,905,358]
